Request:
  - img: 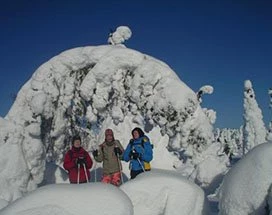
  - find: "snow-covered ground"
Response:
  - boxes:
[0,183,133,215]
[0,170,208,215]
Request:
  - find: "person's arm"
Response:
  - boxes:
[122,141,132,162]
[142,138,153,162]
[114,140,124,157]
[85,151,93,169]
[93,145,104,162]
[63,151,76,171]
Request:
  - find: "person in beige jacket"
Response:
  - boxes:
[92,129,124,186]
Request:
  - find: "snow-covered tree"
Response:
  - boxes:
[0,41,220,202]
[242,80,267,154]
[214,128,242,158]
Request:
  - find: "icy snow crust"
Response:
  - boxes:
[219,142,272,215]
[1,44,215,203]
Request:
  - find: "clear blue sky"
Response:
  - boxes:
[1,0,271,129]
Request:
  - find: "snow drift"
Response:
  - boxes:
[0,183,133,215]
[1,170,209,215]
[219,142,272,215]
[120,169,209,215]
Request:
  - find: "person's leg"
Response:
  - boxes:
[101,174,112,184]
[111,172,121,186]
[130,169,143,179]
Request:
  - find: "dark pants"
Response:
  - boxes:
[130,169,144,179]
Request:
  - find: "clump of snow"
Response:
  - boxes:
[120,169,209,215]
[219,142,272,215]
[0,117,33,202]
[108,26,132,45]
[176,141,229,194]
[0,183,133,215]
[39,162,69,185]
[196,85,214,103]
[0,199,8,211]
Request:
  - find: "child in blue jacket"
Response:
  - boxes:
[123,127,153,179]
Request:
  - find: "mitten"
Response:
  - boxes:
[114,147,122,156]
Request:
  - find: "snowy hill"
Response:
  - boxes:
[0,42,227,209]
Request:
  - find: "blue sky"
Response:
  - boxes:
[0,0,271,129]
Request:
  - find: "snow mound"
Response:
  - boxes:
[219,142,272,215]
[0,183,133,215]
[120,169,209,215]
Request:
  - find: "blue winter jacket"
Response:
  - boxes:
[123,136,153,171]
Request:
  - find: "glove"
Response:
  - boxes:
[76,157,86,166]
[92,150,98,157]
[130,151,140,160]
[114,147,122,156]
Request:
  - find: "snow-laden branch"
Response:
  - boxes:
[108,26,132,45]
[196,85,214,103]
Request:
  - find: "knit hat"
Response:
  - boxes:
[105,129,115,140]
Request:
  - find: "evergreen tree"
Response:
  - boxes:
[242,80,267,154]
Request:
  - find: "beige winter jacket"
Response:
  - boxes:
[94,140,124,175]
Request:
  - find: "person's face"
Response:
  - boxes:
[73,139,81,148]
[133,130,140,139]
[106,134,113,142]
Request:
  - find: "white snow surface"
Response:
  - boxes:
[219,142,272,215]
[0,170,209,215]
[120,169,209,215]
[0,183,133,215]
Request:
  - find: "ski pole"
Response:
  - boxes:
[94,162,97,182]
[137,157,145,172]
[116,155,124,185]
[77,163,80,184]
[83,163,89,183]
